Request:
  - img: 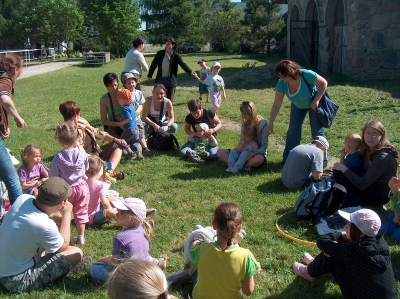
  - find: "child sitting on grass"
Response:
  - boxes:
[185,123,218,163]
[90,198,166,283]
[86,155,119,226]
[18,144,48,196]
[226,126,258,174]
[190,202,261,299]
[116,89,142,160]
[382,176,400,241]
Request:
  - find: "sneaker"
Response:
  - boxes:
[225,167,233,173]
[77,236,85,245]
[292,262,316,282]
[230,167,239,174]
[70,256,92,274]
[128,152,137,160]
[303,252,314,265]
[136,153,144,160]
[70,236,77,246]
[157,254,168,270]
[143,148,153,157]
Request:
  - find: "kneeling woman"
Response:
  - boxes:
[293,209,398,299]
[142,84,178,134]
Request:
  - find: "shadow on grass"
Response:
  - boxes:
[257,177,288,194]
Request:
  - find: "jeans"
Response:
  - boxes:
[283,103,325,162]
[0,141,22,204]
[381,211,400,241]
[228,150,252,170]
[89,262,116,283]
[120,126,140,153]
[178,141,219,160]
[92,205,108,225]
[144,121,178,134]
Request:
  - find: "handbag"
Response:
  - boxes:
[157,76,172,88]
[302,73,339,128]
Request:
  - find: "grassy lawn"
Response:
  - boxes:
[1,52,399,298]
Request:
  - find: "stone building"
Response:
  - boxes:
[286,0,400,80]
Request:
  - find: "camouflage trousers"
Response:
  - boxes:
[0,252,73,293]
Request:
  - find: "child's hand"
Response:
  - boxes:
[340,147,347,158]
[388,177,400,195]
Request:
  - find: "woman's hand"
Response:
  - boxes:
[158,125,168,133]
[14,116,26,128]
[333,162,347,173]
[265,123,274,135]
[311,99,320,111]
[114,138,127,147]
[2,127,10,138]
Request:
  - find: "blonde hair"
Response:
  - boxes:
[242,125,256,141]
[55,121,78,147]
[106,258,170,299]
[240,101,261,128]
[359,120,398,161]
[20,144,42,167]
[86,154,104,178]
[118,210,154,240]
[345,133,361,152]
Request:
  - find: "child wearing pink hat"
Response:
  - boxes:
[292,208,397,299]
[89,198,166,283]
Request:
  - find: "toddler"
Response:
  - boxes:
[339,133,363,175]
[18,144,48,196]
[106,258,178,299]
[121,72,152,157]
[49,121,90,245]
[90,197,167,283]
[190,203,261,299]
[382,177,400,241]
[194,61,226,113]
[86,155,119,226]
[117,89,142,160]
[197,59,210,102]
[226,125,258,174]
[186,123,218,163]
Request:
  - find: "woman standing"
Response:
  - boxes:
[266,60,328,165]
[217,101,268,171]
[121,36,148,91]
[147,37,196,103]
[100,73,123,138]
[333,120,398,207]
[142,84,178,134]
[0,53,27,204]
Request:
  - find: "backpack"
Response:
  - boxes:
[147,132,179,151]
[294,178,347,223]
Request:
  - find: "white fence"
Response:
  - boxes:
[0,48,55,66]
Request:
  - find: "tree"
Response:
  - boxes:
[242,0,285,56]
[0,0,30,48]
[80,0,141,57]
[19,0,84,49]
[208,0,243,53]
[139,0,209,46]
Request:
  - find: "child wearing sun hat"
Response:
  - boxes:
[89,197,166,283]
[292,208,398,299]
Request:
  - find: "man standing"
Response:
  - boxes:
[0,177,88,293]
[282,136,329,190]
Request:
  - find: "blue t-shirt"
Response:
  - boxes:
[275,69,317,109]
[344,152,363,176]
[121,104,137,129]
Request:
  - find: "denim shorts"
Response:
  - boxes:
[0,252,73,293]
[199,83,210,94]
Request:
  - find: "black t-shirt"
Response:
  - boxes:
[185,109,215,132]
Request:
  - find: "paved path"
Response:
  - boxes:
[19,59,83,79]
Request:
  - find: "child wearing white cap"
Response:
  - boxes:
[185,123,218,163]
[194,61,226,113]
[90,198,167,283]
[293,208,398,299]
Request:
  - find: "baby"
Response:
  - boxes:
[186,123,218,163]
[340,133,362,175]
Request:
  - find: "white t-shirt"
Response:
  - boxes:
[122,48,149,75]
[0,195,64,277]
[203,74,224,93]
[199,67,210,80]
[132,89,146,121]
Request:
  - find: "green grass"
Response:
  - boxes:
[1,52,400,298]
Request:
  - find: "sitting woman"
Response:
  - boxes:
[333,120,398,207]
[59,101,126,174]
[293,209,398,299]
[179,99,222,160]
[216,101,268,171]
[100,73,123,138]
[142,84,178,134]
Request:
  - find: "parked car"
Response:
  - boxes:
[177,42,200,54]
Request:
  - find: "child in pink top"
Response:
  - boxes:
[86,155,118,225]
[49,122,89,245]
[17,144,48,196]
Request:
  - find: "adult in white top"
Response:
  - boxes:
[122,36,149,91]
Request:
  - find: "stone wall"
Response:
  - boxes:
[287,0,400,80]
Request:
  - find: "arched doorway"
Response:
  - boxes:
[327,0,345,73]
